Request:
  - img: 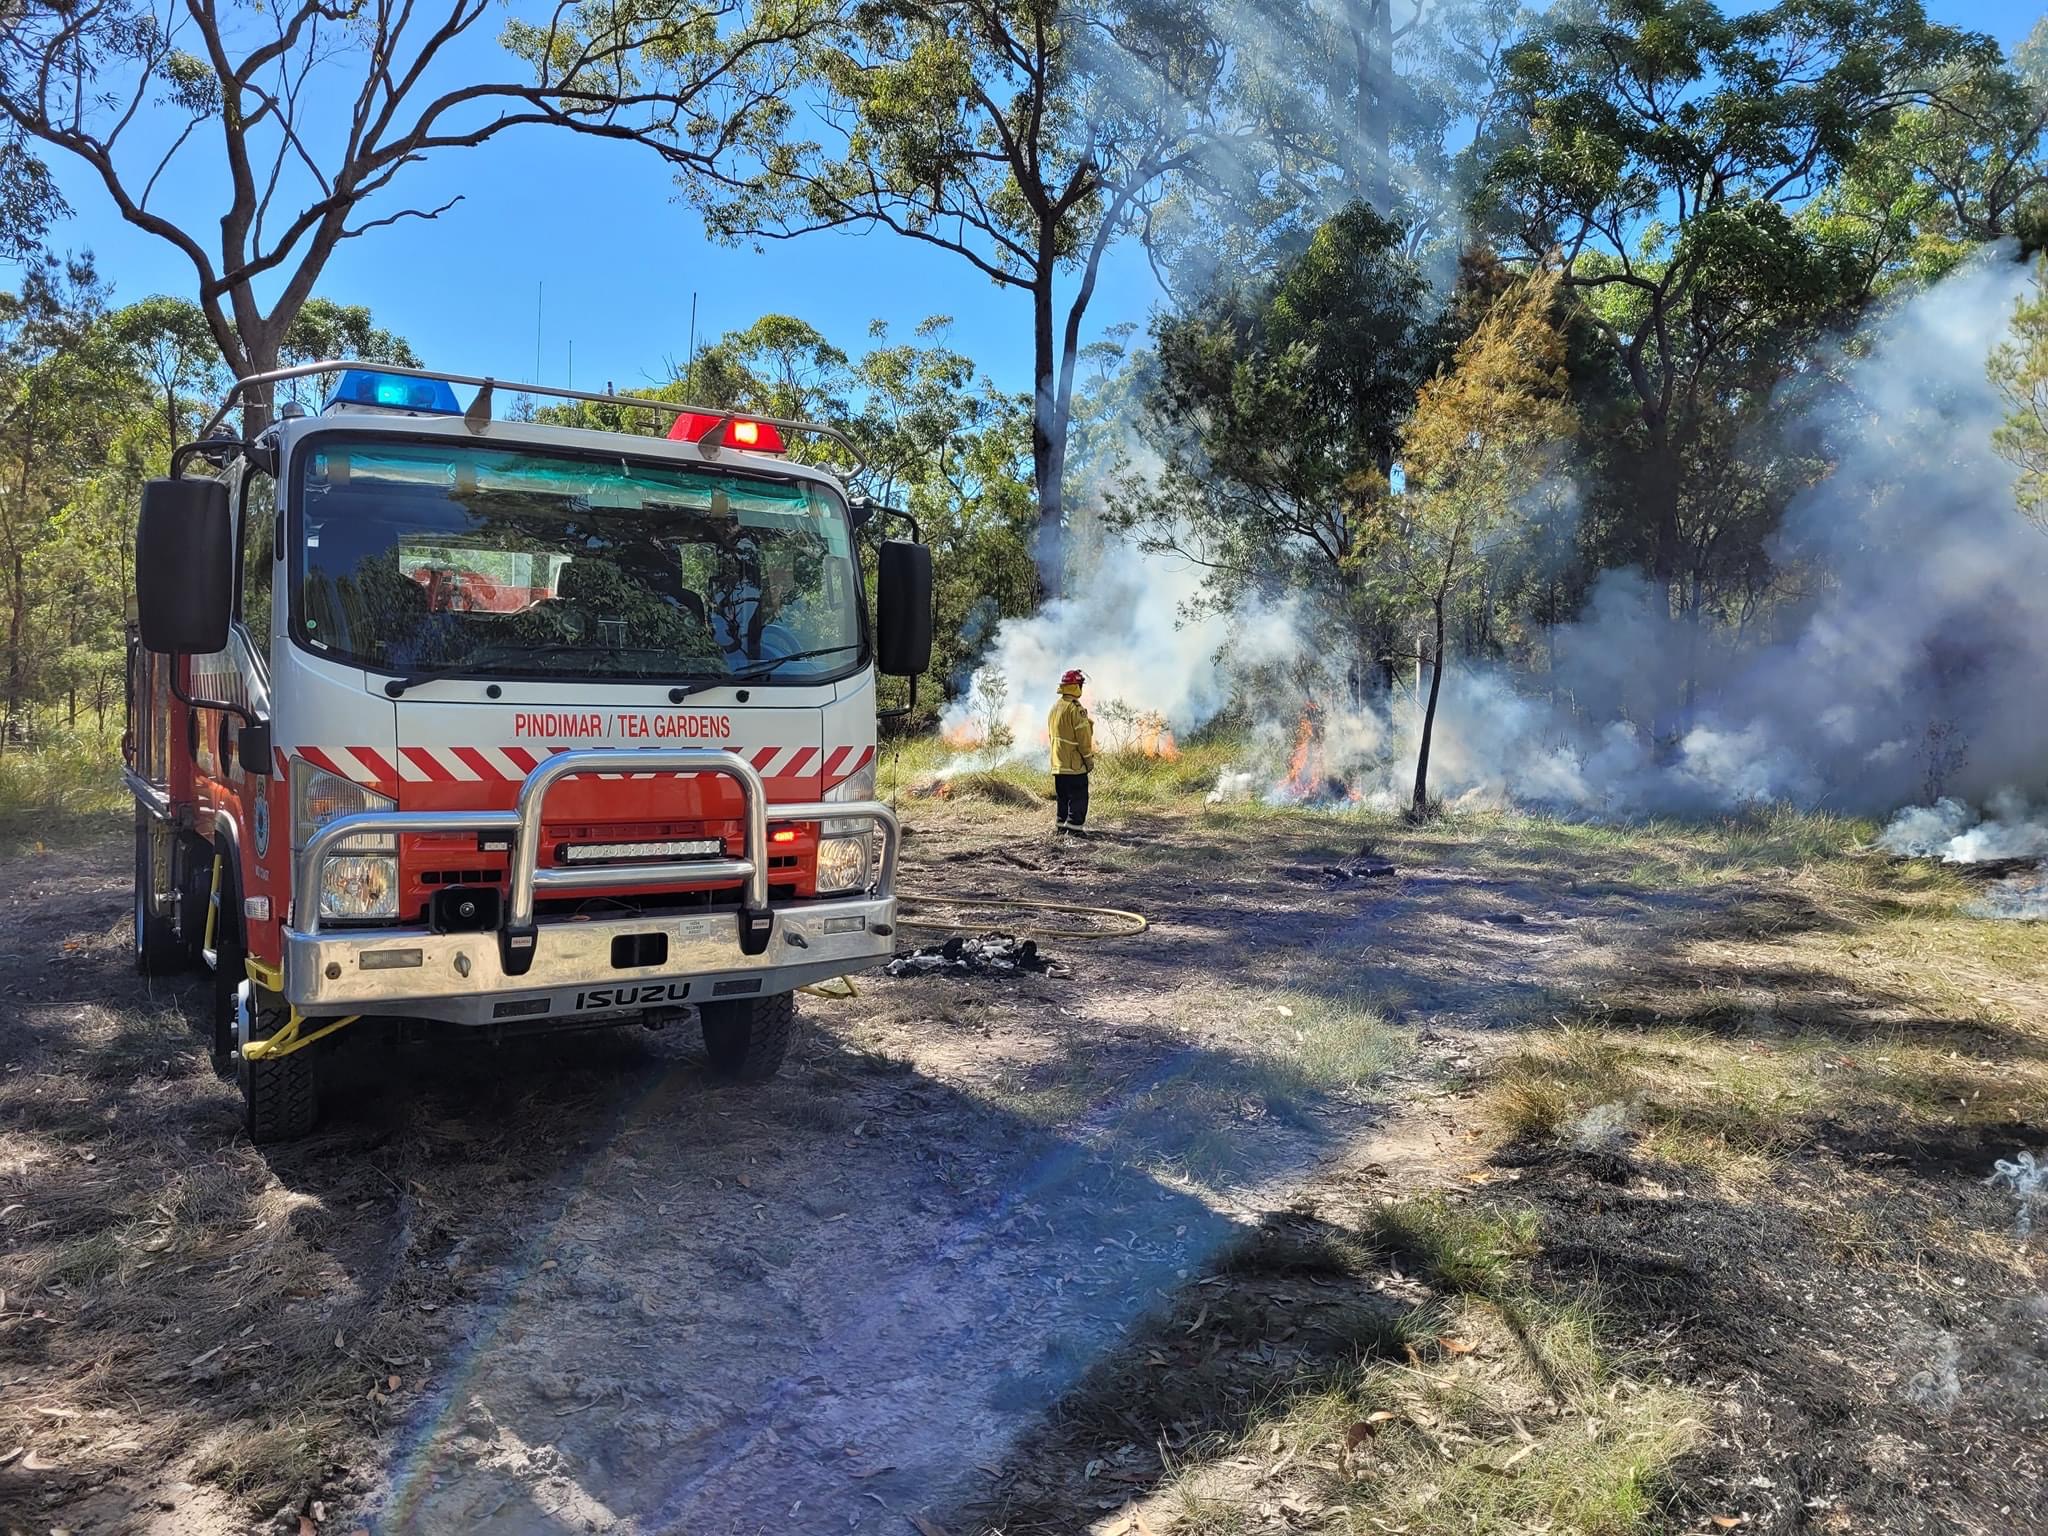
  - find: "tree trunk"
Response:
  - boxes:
[237,329,282,438]
[1345,0,1395,206]
[1412,587,1448,816]
[1031,262,1064,598]
[6,548,26,736]
[1641,442,1687,755]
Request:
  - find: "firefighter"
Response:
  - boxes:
[1048,668,1095,831]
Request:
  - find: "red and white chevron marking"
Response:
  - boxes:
[276,743,874,795]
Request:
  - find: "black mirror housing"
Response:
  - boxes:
[236,719,273,778]
[136,477,233,655]
[875,539,934,678]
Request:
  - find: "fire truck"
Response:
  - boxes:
[125,363,931,1142]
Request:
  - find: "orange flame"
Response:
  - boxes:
[941,721,984,751]
[1278,705,1327,800]
[1134,711,1180,761]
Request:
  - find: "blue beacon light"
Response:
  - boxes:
[324,369,462,415]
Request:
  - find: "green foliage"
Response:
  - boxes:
[685,0,1262,584]
[1473,0,1979,652]
[1990,252,2048,529]
[0,258,426,738]
[275,299,421,411]
[1136,202,1438,671]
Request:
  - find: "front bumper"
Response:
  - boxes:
[281,746,898,1027]
[283,894,896,1026]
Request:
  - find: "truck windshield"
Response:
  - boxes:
[290,437,862,683]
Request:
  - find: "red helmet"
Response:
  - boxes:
[1060,669,1086,686]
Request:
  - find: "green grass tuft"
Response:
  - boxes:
[1370,1194,1541,1298]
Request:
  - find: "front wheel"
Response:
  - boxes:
[236,981,321,1144]
[699,992,796,1082]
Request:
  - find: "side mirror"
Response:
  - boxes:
[136,477,233,655]
[875,539,933,678]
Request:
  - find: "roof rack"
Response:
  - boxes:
[199,360,863,470]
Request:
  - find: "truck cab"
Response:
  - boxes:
[126,364,933,1142]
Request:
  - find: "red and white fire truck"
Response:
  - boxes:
[125,363,932,1142]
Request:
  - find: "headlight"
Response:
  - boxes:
[815,835,872,895]
[293,760,399,922]
[822,759,877,835]
[292,761,396,852]
[321,855,399,921]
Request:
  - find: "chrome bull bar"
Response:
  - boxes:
[294,747,897,977]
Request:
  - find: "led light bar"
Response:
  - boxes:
[559,838,723,864]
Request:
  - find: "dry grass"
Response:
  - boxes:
[1154,1199,1702,1536]
[880,733,1253,816]
[0,729,127,854]
[0,995,435,1519]
[1488,846,2048,1188]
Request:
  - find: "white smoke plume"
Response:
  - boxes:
[935,541,1300,763]
[1987,1152,2048,1240]
[1289,249,2048,817]
[1878,791,2048,862]
[1876,791,2048,921]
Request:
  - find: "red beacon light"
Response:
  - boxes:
[668,411,786,454]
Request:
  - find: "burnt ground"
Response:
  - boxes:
[0,798,2042,1535]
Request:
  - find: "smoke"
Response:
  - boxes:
[1877,791,2048,862]
[1205,245,2048,818]
[935,540,1301,762]
[1875,790,2048,921]
[1987,1152,2048,1241]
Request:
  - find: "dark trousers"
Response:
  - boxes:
[1054,772,1090,827]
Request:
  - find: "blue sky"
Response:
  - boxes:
[12,0,2045,402]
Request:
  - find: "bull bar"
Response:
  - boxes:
[282,748,899,1026]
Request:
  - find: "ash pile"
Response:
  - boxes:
[884,932,1063,978]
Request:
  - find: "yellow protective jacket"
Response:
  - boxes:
[1049,695,1095,774]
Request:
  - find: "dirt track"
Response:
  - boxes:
[1,801,1712,1534]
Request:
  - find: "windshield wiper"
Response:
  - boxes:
[719,644,863,684]
[382,666,478,698]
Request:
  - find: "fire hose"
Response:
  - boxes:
[892,895,1150,940]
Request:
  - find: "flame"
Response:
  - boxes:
[1134,711,1179,761]
[1279,707,1326,800]
[941,721,984,751]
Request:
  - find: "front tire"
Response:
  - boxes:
[214,860,323,1144]
[237,983,321,1144]
[133,810,184,975]
[699,992,796,1082]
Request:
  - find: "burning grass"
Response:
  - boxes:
[881,731,1241,815]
